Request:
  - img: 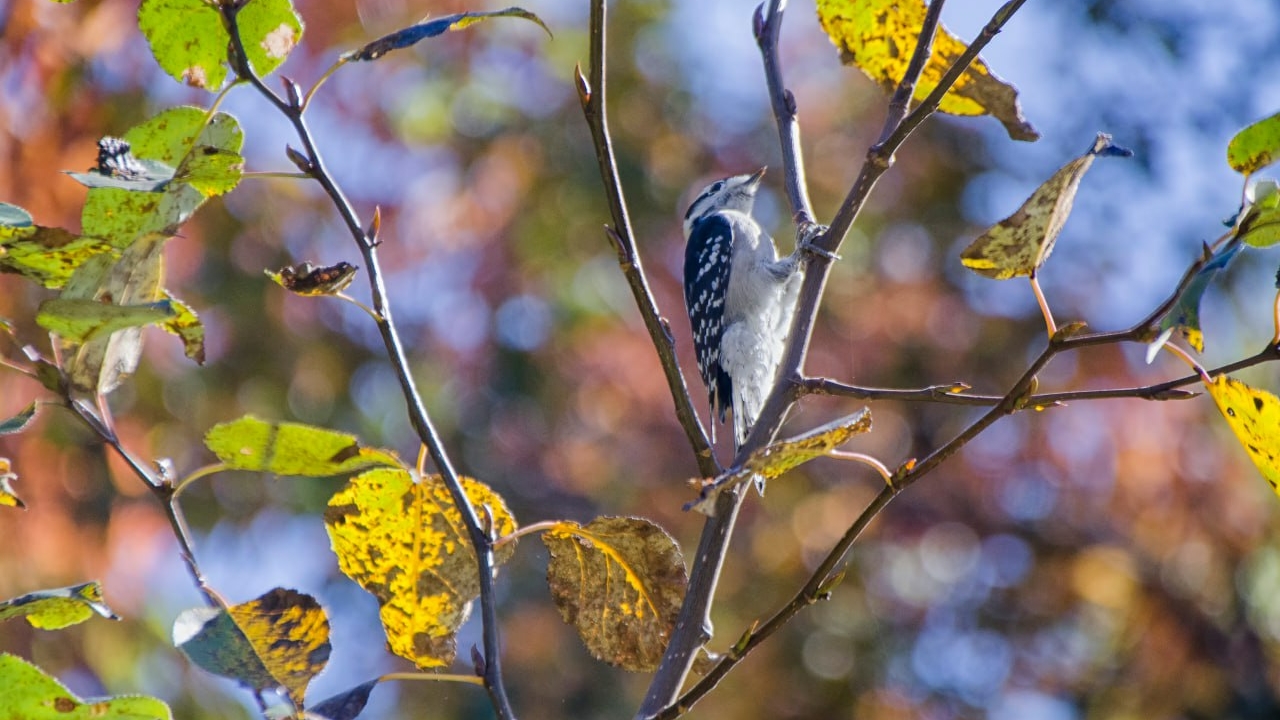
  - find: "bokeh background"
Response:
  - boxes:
[4,0,1280,718]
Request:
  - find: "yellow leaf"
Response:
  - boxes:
[1205,375,1280,495]
[173,588,330,706]
[741,409,873,484]
[687,410,873,514]
[960,133,1131,279]
[0,581,119,630]
[816,0,1037,141]
[324,469,516,668]
[543,517,687,672]
[229,588,330,706]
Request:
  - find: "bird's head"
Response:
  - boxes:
[682,168,765,238]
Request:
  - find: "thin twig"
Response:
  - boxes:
[753,0,815,226]
[877,0,947,141]
[67,399,223,608]
[577,2,718,479]
[799,377,992,405]
[221,7,517,717]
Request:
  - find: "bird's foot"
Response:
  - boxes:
[797,222,839,261]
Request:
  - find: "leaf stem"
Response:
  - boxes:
[1029,273,1057,338]
[380,672,487,687]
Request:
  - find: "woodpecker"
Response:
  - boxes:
[682,168,804,451]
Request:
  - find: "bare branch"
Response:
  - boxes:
[221,6,517,717]
[657,486,897,719]
[67,400,224,610]
[754,0,815,226]
[578,0,718,480]
[800,377,992,405]
[877,0,947,142]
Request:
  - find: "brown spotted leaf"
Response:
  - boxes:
[687,410,873,514]
[543,517,687,672]
[0,226,115,289]
[1228,110,1280,175]
[961,133,1131,279]
[266,262,359,297]
[0,654,171,720]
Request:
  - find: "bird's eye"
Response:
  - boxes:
[711,181,724,193]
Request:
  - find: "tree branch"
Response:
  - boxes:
[800,377,993,405]
[67,399,223,609]
[222,7,516,717]
[753,0,815,226]
[577,0,718,481]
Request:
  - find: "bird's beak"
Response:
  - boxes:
[749,167,767,186]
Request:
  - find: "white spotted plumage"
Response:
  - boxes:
[682,169,803,451]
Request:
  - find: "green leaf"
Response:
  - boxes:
[204,416,404,476]
[174,146,243,197]
[0,403,37,435]
[345,7,550,61]
[81,109,243,247]
[1151,242,1242,356]
[127,108,245,165]
[139,0,302,89]
[0,227,115,289]
[0,654,171,719]
[0,582,119,630]
[174,588,330,707]
[138,0,229,90]
[1228,110,1280,175]
[236,0,304,79]
[36,299,176,342]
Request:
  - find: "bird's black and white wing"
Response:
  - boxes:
[683,213,735,423]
